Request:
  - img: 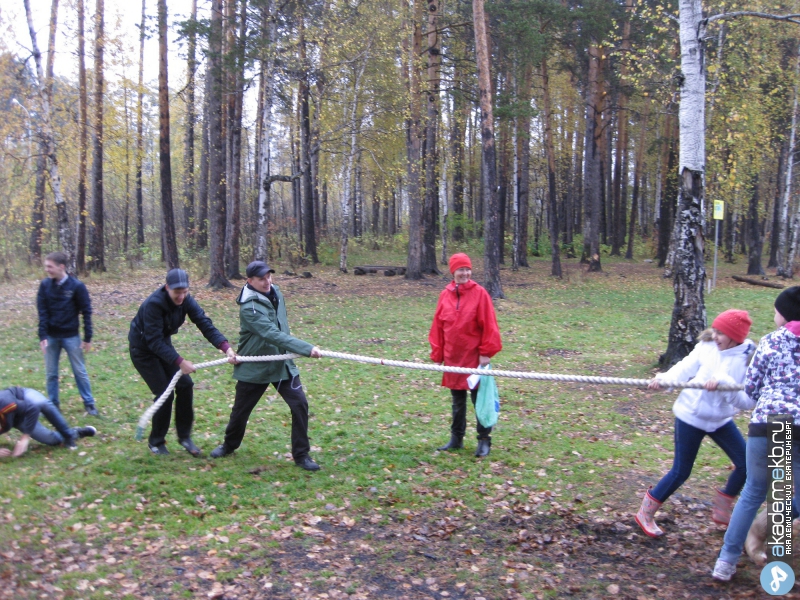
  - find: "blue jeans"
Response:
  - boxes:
[23,388,76,446]
[650,418,747,503]
[45,335,94,408]
[719,436,800,565]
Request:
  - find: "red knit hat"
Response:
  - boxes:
[712,309,752,344]
[449,253,472,274]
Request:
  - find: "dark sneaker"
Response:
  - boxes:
[295,456,321,472]
[210,444,233,459]
[85,404,99,417]
[179,438,202,457]
[77,426,97,438]
[149,443,169,455]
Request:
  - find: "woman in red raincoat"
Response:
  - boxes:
[429,253,502,457]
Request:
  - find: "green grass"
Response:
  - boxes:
[0,245,785,597]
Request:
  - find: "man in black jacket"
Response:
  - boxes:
[129,269,237,456]
[37,251,98,416]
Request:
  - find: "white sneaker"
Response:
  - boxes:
[712,559,736,581]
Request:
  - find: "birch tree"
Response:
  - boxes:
[23,0,75,270]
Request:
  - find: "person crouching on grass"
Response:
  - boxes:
[429,253,502,458]
[635,309,755,538]
[712,287,800,581]
[0,387,96,457]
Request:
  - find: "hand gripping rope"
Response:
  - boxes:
[134,350,744,440]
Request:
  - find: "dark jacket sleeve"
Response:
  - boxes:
[37,280,49,341]
[75,281,93,343]
[185,296,228,349]
[142,300,181,364]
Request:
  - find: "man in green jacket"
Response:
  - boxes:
[210,261,322,471]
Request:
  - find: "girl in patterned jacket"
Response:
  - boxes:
[712,286,800,581]
[635,310,755,538]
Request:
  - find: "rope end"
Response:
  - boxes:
[134,426,144,441]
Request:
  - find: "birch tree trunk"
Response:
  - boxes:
[778,45,799,278]
[88,0,105,272]
[255,0,277,262]
[158,0,180,269]
[339,58,368,273]
[474,0,503,298]
[23,0,75,271]
[661,0,708,367]
[30,0,60,264]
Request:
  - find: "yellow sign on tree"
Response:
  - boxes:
[713,200,725,221]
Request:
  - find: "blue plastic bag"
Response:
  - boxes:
[475,364,500,428]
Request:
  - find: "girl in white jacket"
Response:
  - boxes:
[635,309,756,538]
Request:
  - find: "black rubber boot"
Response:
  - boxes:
[475,438,491,457]
[437,434,464,451]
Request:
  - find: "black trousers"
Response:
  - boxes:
[450,388,492,440]
[130,347,194,447]
[223,377,310,460]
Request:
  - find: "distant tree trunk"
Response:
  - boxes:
[157,0,179,269]
[207,0,232,288]
[474,0,503,298]
[541,58,561,278]
[746,173,765,275]
[451,57,465,242]
[255,0,277,262]
[135,0,146,248]
[339,58,367,272]
[197,72,210,250]
[626,101,649,259]
[583,44,602,272]
[422,0,441,274]
[405,0,424,280]
[661,0,708,367]
[299,11,318,263]
[76,0,88,271]
[657,110,678,267]
[89,0,106,272]
[611,0,633,256]
[517,63,532,267]
[183,0,197,243]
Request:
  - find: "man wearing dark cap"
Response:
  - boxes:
[128,269,237,456]
[210,261,322,471]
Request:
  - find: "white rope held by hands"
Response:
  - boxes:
[134,349,744,440]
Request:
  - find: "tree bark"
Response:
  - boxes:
[197,71,210,250]
[473,0,503,298]
[207,0,232,288]
[582,44,603,272]
[746,172,765,276]
[517,63,532,267]
[88,0,106,272]
[421,0,441,274]
[778,44,799,278]
[450,49,466,242]
[224,0,245,278]
[405,0,424,279]
[157,0,180,269]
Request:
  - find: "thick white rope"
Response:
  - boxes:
[134,349,743,439]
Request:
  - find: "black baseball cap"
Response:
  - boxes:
[246,261,276,278]
[166,268,189,289]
